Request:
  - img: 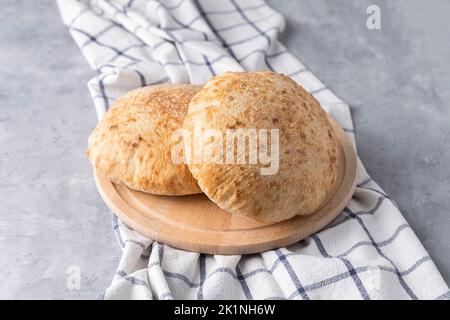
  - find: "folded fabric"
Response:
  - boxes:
[58,0,449,300]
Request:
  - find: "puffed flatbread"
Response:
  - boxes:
[183,71,340,221]
[87,84,202,195]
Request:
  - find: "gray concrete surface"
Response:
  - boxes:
[0,0,448,299]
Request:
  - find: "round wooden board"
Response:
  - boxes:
[94,118,357,255]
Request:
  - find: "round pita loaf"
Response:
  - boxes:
[183,71,340,221]
[87,84,202,195]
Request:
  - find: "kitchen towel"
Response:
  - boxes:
[58,0,449,299]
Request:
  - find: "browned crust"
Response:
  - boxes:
[87,84,202,195]
[184,71,340,221]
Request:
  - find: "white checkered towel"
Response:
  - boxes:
[58,0,449,300]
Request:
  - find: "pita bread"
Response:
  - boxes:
[183,71,340,221]
[87,84,202,195]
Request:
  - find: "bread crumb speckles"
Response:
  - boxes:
[184,71,340,222]
[87,84,203,195]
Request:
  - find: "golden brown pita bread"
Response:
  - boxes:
[87,84,202,195]
[183,71,340,221]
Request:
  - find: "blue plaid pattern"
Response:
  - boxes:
[58,0,449,299]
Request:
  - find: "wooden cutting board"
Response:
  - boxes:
[94,118,357,255]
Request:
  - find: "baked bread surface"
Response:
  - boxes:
[184,71,340,221]
[87,84,202,195]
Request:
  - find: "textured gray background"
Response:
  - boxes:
[0,0,448,299]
